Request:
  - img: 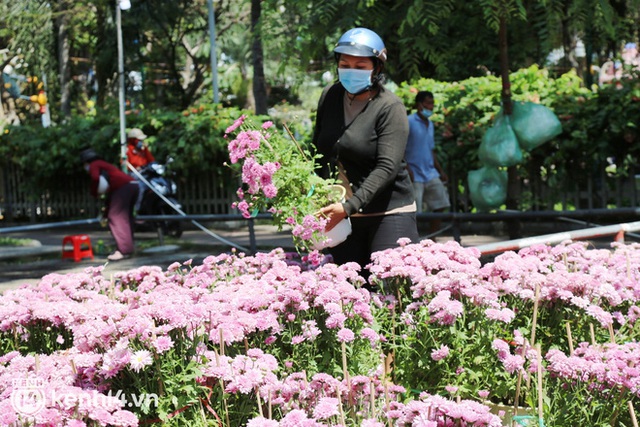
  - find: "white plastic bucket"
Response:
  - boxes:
[97,175,110,195]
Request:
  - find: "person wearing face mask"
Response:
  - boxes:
[80,147,139,261]
[125,128,155,212]
[313,27,419,280]
[126,128,155,171]
[405,91,450,237]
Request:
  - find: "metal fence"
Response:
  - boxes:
[0,164,235,223]
[1,164,102,222]
[447,163,640,213]
[1,162,639,224]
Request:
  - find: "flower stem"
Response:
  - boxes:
[283,123,309,161]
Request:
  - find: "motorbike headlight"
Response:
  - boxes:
[152,163,165,175]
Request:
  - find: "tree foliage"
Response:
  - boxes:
[1,0,640,123]
[3,66,640,214]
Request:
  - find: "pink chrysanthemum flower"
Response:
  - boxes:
[337,327,355,343]
[312,397,340,419]
[152,336,174,354]
[129,350,153,372]
[431,345,450,361]
[225,114,247,134]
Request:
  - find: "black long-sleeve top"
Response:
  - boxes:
[312,83,414,216]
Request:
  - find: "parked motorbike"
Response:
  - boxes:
[136,159,183,238]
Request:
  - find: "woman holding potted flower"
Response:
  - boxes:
[313,27,419,276]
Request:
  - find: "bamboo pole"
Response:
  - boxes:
[512,340,528,427]
[565,322,574,355]
[342,340,355,409]
[336,388,347,426]
[512,373,523,427]
[536,343,544,426]
[369,381,375,418]
[608,324,616,344]
[214,347,230,427]
[530,283,541,347]
[384,360,391,427]
[255,387,264,418]
[244,338,263,417]
[109,274,116,299]
[629,401,639,427]
[342,341,350,390]
[520,282,541,417]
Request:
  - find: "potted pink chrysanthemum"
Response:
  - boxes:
[225,115,350,252]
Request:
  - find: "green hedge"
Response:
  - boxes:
[396,65,640,208]
[0,104,253,195]
[3,66,640,209]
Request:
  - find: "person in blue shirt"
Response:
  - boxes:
[405,91,450,237]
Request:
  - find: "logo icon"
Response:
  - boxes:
[10,378,45,417]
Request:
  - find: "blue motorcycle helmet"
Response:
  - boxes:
[333,28,387,63]
[333,28,387,92]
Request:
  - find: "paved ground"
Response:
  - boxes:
[0,219,622,294]
[0,222,293,292]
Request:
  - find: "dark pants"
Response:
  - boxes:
[106,182,139,255]
[329,212,419,278]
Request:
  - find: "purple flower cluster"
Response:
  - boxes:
[546,341,640,397]
[387,394,503,426]
[480,241,640,322]
[225,115,345,252]
[366,238,640,416]
[2,237,640,425]
[368,239,640,331]
[0,350,137,426]
[0,250,381,424]
[226,116,281,219]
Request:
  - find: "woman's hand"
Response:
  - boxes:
[318,202,347,232]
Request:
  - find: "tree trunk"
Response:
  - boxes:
[251,0,268,115]
[499,17,512,116]
[0,85,5,123]
[499,16,521,239]
[55,0,72,119]
[584,15,594,88]
[95,3,110,109]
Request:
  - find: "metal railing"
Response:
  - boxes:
[2,208,639,256]
[473,221,640,255]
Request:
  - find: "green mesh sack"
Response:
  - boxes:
[510,101,562,151]
[478,114,523,167]
[467,166,507,212]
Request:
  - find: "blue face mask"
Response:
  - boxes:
[338,69,373,94]
[421,108,433,118]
